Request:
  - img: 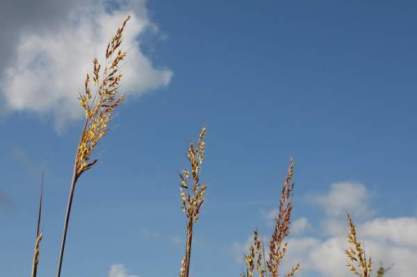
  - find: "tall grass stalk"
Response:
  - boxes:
[178,128,207,277]
[56,16,130,277]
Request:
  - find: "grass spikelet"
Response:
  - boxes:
[266,159,299,277]
[376,263,391,277]
[245,233,256,277]
[178,128,207,277]
[56,16,130,277]
[243,230,267,277]
[345,214,372,277]
[285,264,300,277]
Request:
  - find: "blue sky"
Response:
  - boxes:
[0,1,417,276]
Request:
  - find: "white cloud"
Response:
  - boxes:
[361,217,417,248]
[1,0,172,127]
[263,208,278,227]
[291,217,311,235]
[233,182,417,277]
[108,264,139,277]
[313,182,372,219]
[286,218,417,277]
[293,182,417,277]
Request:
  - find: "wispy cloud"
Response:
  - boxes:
[312,182,373,219]
[291,217,311,235]
[108,264,139,277]
[0,0,172,128]
[141,228,183,247]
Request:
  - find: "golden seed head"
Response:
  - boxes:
[345,214,372,277]
[75,16,130,177]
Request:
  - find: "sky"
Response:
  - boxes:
[0,0,417,276]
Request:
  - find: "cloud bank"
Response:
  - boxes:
[234,182,417,277]
[0,0,172,126]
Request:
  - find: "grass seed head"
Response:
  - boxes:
[178,128,208,277]
[267,159,298,277]
[76,16,130,178]
[179,128,207,223]
[345,214,372,277]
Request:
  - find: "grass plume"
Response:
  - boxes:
[178,128,208,277]
[56,16,130,277]
[266,159,300,277]
[345,214,372,277]
[242,159,300,277]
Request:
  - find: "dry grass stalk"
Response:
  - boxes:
[56,16,130,277]
[266,159,300,277]
[31,173,44,277]
[345,214,372,277]
[178,128,207,277]
[31,234,42,277]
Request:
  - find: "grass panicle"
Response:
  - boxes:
[77,15,130,178]
[244,230,267,277]
[178,128,207,277]
[242,159,300,277]
[56,16,130,277]
[266,159,300,277]
[345,214,372,277]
